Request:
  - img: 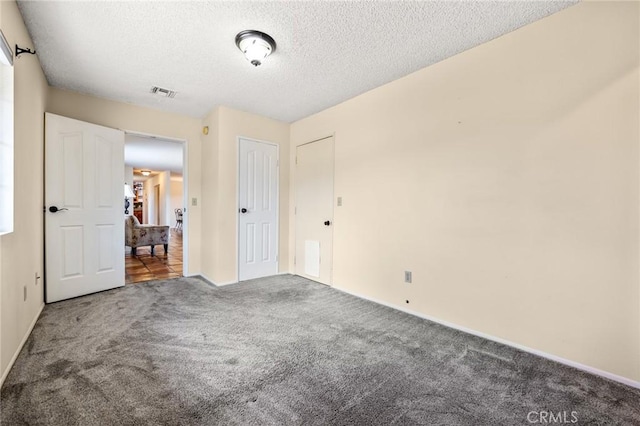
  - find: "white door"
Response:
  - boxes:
[295,136,334,285]
[45,113,125,303]
[238,138,279,281]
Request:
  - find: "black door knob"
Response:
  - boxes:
[49,206,68,213]
[240,208,248,213]
[324,220,331,226]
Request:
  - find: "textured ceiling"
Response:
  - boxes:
[17,1,576,123]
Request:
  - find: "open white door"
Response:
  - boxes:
[45,113,125,303]
[238,138,279,281]
[295,136,334,285]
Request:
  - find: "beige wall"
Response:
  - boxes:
[0,0,48,383]
[290,1,640,381]
[47,88,202,275]
[200,108,219,281]
[200,106,290,284]
[169,178,183,229]
[143,171,171,226]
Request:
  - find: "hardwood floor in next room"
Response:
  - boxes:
[125,229,183,284]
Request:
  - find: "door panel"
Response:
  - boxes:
[238,138,279,281]
[61,225,83,278]
[304,240,321,278]
[295,136,334,285]
[45,113,125,303]
[61,132,83,207]
[96,136,114,208]
[246,223,255,263]
[96,224,116,272]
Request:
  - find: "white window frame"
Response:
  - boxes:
[0,29,14,235]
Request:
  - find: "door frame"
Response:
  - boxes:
[124,130,190,276]
[294,134,335,285]
[236,136,280,281]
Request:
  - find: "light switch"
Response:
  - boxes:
[337,197,342,207]
[192,197,198,206]
[404,271,412,283]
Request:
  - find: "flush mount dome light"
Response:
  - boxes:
[235,30,276,67]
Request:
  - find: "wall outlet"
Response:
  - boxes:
[404,271,412,283]
[191,197,198,206]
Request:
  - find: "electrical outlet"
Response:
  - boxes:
[192,197,198,206]
[23,285,27,301]
[404,271,412,283]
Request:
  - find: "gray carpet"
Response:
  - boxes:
[1,275,639,425]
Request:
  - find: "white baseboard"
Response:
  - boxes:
[194,273,236,287]
[198,272,290,287]
[214,280,238,287]
[1,303,44,387]
[333,285,640,390]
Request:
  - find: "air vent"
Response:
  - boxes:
[150,86,177,98]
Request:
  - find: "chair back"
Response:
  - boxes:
[175,208,183,221]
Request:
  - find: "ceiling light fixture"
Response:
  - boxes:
[141,170,151,176]
[235,30,276,67]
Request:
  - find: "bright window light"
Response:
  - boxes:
[0,29,14,235]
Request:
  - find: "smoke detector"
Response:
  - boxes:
[150,86,177,98]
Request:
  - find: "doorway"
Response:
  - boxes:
[238,137,279,281]
[124,132,187,284]
[295,136,334,285]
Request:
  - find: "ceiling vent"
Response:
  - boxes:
[150,86,177,98]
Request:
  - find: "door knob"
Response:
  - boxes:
[324,220,331,226]
[49,206,68,213]
[240,208,248,214]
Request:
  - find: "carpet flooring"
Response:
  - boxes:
[1,275,639,425]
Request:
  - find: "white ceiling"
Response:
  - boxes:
[17,1,576,123]
[125,134,184,176]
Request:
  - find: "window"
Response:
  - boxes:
[0,29,13,235]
